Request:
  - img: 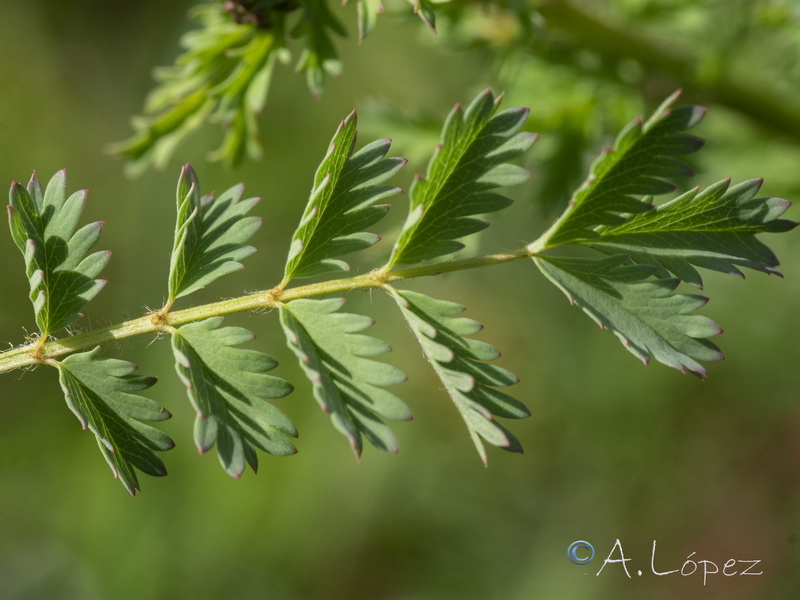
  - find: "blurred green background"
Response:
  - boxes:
[1,1,799,598]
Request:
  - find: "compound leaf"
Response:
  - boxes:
[387,88,536,268]
[108,0,450,173]
[279,298,410,457]
[534,254,724,377]
[168,164,262,304]
[109,3,288,173]
[55,347,173,496]
[283,110,405,282]
[585,178,797,287]
[172,317,296,478]
[7,170,110,337]
[542,91,706,248]
[293,0,347,97]
[390,289,528,464]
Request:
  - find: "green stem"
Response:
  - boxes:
[0,244,536,374]
[533,0,800,140]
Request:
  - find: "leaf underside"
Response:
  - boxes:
[388,88,536,267]
[7,170,109,337]
[56,348,173,496]
[172,317,296,479]
[391,289,528,464]
[168,164,262,303]
[283,110,405,282]
[279,298,410,457]
[534,254,724,377]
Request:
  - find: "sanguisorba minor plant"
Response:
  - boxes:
[0,89,795,495]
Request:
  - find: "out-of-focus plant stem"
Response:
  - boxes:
[533,0,800,140]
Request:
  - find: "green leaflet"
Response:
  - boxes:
[168,165,262,304]
[283,110,405,282]
[347,0,447,39]
[345,0,382,41]
[108,3,288,173]
[411,0,438,31]
[534,254,724,377]
[390,289,528,464]
[293,0,347,97]
[387,88,536,268]
[7,170,110,337]
[109,0,449,173]
[172,317,296,478]
[541,91,706,248]
[3,94,797,496]
[585,178,798,288]
[279,298,410,457]
[55,348,173,496]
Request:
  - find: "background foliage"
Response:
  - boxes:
[1,0,799,598]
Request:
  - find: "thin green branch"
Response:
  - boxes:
[534,0,800,141]
[0,244,536,375]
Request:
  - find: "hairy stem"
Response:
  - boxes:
[0,244,536,374]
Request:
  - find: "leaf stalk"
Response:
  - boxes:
[0,243,538,374]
